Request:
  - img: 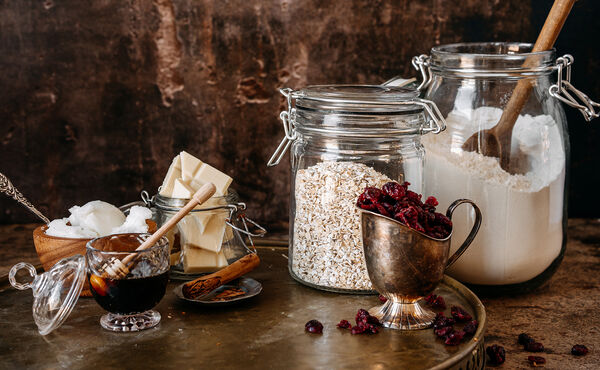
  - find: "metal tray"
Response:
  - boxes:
[0,247,485,369]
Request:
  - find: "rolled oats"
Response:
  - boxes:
[291,162,391,290]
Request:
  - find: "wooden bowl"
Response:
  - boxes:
[33,220,157,297]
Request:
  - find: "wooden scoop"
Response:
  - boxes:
[182,253,260,299]
[98,183,216,280]
[461,0,576,174]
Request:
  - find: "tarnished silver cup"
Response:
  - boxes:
[358,199,482,330]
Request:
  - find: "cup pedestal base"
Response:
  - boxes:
[369,300,436,330]
[100,310,161,332]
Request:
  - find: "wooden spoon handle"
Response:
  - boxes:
[532,0,576,52]
[182,253,260,299]
[120,183,216,266]
[495,0,575,137]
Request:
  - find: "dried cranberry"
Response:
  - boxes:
[351,325,366,335]
[378,294,388,303]
[450,306,472,322]
[382,182,407,200]
[424,294,446,310]
[525,342,544,352]
[486,344,506,365]
[527,356,546,367]
[518,333,535,345]
[304,319,323,334]
[571,344,589,356]
[424,196,439,207]
[463,320,478,336]
[357,187,385,211]
[433,312,455,329]
[355,309,370,324]
[337,320,351,329]
[444,330,466,346]
[434,326,453,338]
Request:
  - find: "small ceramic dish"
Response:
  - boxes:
[173,277,262,306]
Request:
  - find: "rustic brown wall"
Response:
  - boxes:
[1,0,599,230]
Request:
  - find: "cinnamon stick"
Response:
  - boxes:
[182,253,260,299]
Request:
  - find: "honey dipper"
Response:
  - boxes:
[97,182,216,280]
[461,0,576,174]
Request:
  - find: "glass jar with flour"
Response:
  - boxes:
[411,42,599,293]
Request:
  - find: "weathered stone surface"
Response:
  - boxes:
[0,0,598,229]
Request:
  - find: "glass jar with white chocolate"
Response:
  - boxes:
[143,151,265,278]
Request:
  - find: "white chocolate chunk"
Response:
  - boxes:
[182,247,228,273]
[172,178,195,199]
[177,213,213,241]
[159,155,181,197]
[185,213,227,253]
[180,151,203,181]
[170,251,181,266]
[190,163,233,196]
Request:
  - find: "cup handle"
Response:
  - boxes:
[444,199,482,269]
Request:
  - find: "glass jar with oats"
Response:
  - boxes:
[268,85,446,293]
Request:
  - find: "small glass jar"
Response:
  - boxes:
[138,190,265,278]
[412,42,599,294]
[268,85,445,293]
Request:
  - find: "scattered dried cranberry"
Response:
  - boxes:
[519,333,535,346]
[463,320,478,336]
[336,320,351,329]
[378,294,388,303]
[571,344,589,356]
[527,356,546,367]
[305,319,323,334]
[424,294,446,310]
[348,309,381,335]
[444,330,466,346]
[351,325,366,335]
[434,326,453,338]
[450,306,472,322]
[525,342,544,353]
[486,344,506,365]
[433,312,455,329]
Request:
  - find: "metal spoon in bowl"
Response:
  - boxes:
[0,172,50,224]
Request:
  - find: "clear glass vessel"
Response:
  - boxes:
[268,85,445,293]
[414,42,585,294]
[141,190,265,279]
[86,233,170,332]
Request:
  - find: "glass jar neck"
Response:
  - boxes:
[294,108,428,138]
[429,42,556,78]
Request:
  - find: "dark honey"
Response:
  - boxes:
[88,271,169,314]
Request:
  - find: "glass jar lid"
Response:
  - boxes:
[267,84,446,166]
[294,85,421,113]
[9,254,86,335]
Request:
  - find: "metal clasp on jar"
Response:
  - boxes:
[267,87,446,167]
[549,55,600,121]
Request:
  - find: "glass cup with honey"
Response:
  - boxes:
[86,233,170,332]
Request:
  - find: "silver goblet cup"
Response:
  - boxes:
[359,199,482,330]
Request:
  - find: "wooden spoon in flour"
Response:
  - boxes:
[461,0,576,174]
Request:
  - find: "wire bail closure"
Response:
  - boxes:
[549,55,599,121]
[267,86,446,167]
[267,88,297,167]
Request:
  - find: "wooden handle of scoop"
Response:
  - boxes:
[182,253,261,299]
[495,0,575,134]
[120,183,216,266]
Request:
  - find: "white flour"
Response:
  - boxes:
[422,107,565,285]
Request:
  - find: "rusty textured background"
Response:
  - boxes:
[1,0,599,230]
